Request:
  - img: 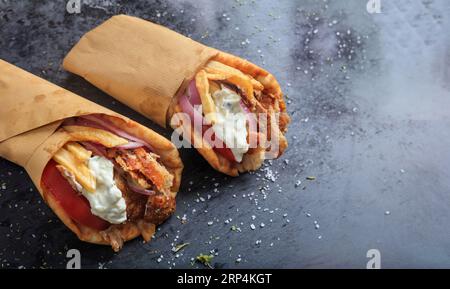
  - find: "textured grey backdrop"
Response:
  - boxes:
[0,0,450,268]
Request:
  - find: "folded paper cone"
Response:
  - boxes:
[63,15,290,176]
[64,15,215,128]
[0,59,183,249]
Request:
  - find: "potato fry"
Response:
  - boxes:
[205,71,230,81]
[227,74,255,106]
[205,61,263,91]
[65,142,92,162]
[208,80,221,95]
[248,75,264,91]
[63,125,129,148]
[195,70,217,124]
[205,63,260,107]
[53,146,96,192]
[206,61,244,77]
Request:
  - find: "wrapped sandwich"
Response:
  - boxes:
[63,15,290,176]
[0,59,183,251]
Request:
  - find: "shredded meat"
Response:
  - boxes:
[108,147,173,193]
[101,221,156,251]
[134,148,174,193]
[114,173,146,221]
[107,147,176,224]
[109,149,152,188]
[100,226,124,252]
[237,132,266,172]
[137,220,156,242]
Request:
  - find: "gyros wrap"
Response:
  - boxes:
[63,15,290,176]
[0,59,183,251]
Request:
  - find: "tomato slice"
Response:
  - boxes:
[208,130,237,163]
[213,146,236,163]
[198,119,237,163]
[41,160,109,231]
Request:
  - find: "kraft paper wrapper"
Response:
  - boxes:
[0,59,183,246]
[63,14,218,128]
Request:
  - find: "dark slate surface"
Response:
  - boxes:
[1,0,450,269]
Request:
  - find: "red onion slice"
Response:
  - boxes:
[179,93,196,122]
[78,114,154,151]
[116,141,145,150]
[127,179,156,196]
[72,117,107,130]
[179,94,210,135]
[80,141,107,158]
[240,100,258,134]
[187,79,201,105]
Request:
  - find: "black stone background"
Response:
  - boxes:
[0,0,450,268]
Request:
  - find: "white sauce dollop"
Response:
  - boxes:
[81,156,127,224]
[211,87,249,162]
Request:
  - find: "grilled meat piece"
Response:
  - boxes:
[108,147,173,193]
[108,149,152,189]
[115,172,175,224]
[114,173,147,221]
[108,147,175,224]
[100,225,124,252]
[144,193,176,225]
[101,221,156,251]
[134,148,174,193]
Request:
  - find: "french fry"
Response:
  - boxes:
[205,61,263,91]
[204,63,259,107]
[195,70,217,124]
[205,71,230,81]
[65,142,92,162]
[248,75,264,91]
[226,74,255,106]
[53,146,96,192]
[206,61,244,77]
[208,80,221,95]
[63,125,129,148]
